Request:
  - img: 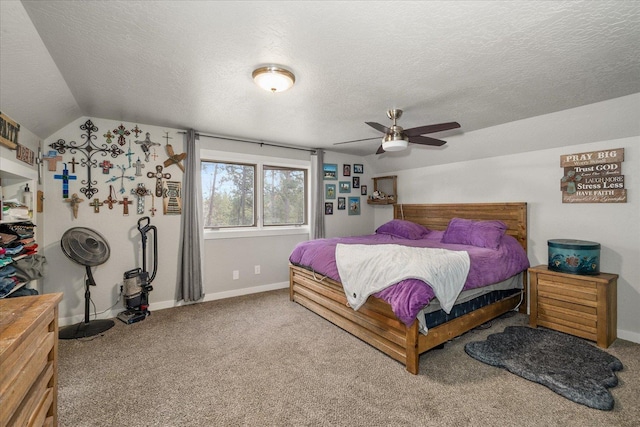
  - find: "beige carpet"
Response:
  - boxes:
[58,289,640,426]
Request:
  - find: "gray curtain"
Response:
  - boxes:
[178,129,204,302]
[311,149,325,239]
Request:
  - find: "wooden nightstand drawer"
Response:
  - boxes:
[529,265,617,348]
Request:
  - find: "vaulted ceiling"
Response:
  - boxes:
[2,1,639,165]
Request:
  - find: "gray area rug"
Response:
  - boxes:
[465,326,623,410]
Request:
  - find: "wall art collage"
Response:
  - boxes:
[323,163,365,215]
[44,119,187,219]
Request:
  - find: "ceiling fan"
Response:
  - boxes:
[334,109,460,154]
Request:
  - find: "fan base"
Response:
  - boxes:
[59,319,115,340]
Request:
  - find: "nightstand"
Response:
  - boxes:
[528,265,617,348]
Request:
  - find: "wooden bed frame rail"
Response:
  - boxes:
[289,202,527,374]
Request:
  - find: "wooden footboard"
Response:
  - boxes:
[290,264,521,374]
[289,202,528,374]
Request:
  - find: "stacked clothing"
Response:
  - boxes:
[0,221,42,298]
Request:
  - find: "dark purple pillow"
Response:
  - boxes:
[375,219,431,240]
[441,218,507,250]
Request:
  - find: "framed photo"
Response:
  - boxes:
[352,176,360,189]
[323,163,337,180]
[353,164,363,174]
[339,181,351,193]
[348,197,360,215]
[325,202,333,215]
[360,185,367,196]
[343,164,351,176]
[337,197,346,210]
[325,183,336,199]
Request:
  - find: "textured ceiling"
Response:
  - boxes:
[2,1,639,163]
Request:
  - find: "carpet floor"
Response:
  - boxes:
[58,289,640,426]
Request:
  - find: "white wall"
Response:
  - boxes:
[372,127,639,342]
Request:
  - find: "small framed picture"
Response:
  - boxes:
[352,176,360,189]
[323,163,337,180]
[325,184,336,199]
[339,181,351,193]
[360,185,367,196]
[348,197,360,215]
[343,164,351,176]
[337,197,346,210]
[353,164,363,174]
[325,202,333,215]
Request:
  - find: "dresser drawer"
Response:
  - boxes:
[8,362,54,427]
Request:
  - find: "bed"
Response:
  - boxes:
[289,202,528,374]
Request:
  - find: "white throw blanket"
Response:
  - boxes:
[335,244,470,313]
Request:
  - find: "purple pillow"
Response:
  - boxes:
[375,219,431,240]
[441,218,507,250]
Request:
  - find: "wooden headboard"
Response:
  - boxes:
[393,202,528,253]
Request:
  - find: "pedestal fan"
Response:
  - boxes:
[58,227,115,339]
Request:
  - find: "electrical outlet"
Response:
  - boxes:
[233,270,239,280]
[254,265,261,274]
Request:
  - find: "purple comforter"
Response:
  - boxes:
[289,230,530,326]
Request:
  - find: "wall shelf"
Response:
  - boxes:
[367,175,397,205]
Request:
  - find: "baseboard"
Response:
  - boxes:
[617,328,640,345]
[58,281,289,327]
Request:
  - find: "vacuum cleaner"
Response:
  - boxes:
[117,216,157,324]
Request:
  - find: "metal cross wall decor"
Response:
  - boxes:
[49,119,124,199]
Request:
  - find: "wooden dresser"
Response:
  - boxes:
[528,265,617,348]
[0,293,63,427]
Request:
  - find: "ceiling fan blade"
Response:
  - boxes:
[376,145,385,154]
[408,135,447,146]
[365,122,391,134]
[333,136,381,146]
[404,122,461,136]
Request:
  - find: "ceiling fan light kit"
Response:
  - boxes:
[382,134,409,152]
[252,66,295,92]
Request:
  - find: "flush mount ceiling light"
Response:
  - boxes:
[252,66,295,93]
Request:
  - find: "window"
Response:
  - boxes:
[263,166,307,226]
[202,161,255,227]
[201,150,310,235]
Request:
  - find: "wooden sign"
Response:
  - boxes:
[16,144,35,165]
[560,148,626,203]
[0,112,20,149]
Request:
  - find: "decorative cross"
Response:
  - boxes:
[65,193,84,219]
[149,194,157,217]
[103,185,118,209]
[69,157,79,173]
[135,132,161,162]
[113,123,130,146]
[36,146,43,184]
[163,180,182,215]
[54,163,77,199]
[147,165,171,197]
[150,149,158,161]
[163,131,186,173]
[43,150,63,171]
[125,139,135,168]
[103,130,114,144]
[133,157,145,176]
[90,198,104,213]
[131,183,151,215]
[106,165,136,194]
[119,197,133,216]
[49,120,124,199]
[100,160,114,174]
[131,125,143,138]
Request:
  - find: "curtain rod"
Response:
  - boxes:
[178,131,317,154]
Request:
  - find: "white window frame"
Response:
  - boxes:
[201,148,311,240]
